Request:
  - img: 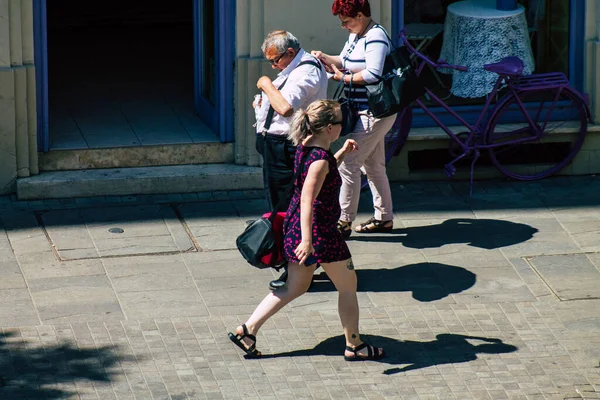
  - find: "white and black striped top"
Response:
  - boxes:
[339,24,391,108]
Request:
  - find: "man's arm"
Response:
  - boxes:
[258,76,294,117]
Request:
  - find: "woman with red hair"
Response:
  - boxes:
[312,0,396,238]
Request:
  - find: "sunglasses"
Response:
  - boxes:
[267,51,287,65]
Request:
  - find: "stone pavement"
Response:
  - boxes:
[0,177,599,400]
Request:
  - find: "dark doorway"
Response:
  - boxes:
[45,0,217,150]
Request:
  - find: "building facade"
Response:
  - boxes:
[0,0,598,196]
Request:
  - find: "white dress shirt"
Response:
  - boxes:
[255,49,328,136]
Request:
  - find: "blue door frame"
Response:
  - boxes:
[33,0,235,152]
[391,0,587,128]
[194,0,235,142]
[33,0,49,152]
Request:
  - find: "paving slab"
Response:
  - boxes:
[1,212,52,256]
[0,261,27,289]
[27,275,124,324]
[117,288,209,319]
[177,201,247,251]
[182,250,277,280]
[102,255,196,292]
[558,220,600,252]
[16,250,106,279]
[449,266,536,304]
[38,204,195,259]
[527,254,600,300]
[0,289,40,326]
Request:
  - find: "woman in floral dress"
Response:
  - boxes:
[228,100,385,361]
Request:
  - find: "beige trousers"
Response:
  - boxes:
[338,111,397,223]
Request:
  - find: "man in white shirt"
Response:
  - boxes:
[253,30,328,289]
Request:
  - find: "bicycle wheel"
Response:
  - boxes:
[361,107,413,189]
[486,86,588,180]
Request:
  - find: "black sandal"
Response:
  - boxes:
[228,324,261,358]
[354,217,393,233]
[344,342,384,361]
[337,220,352,239]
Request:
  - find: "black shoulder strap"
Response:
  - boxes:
[297,60,321,70]
[370,24,396,49]
[263,59,322,133]
[366,24,395,82]
[264,78,289,132]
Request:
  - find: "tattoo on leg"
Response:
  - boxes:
[347,259,354,270]
[352,334,357,339]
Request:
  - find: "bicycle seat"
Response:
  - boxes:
[483,57,524,76]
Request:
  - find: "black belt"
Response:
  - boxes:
[259,132,289,141]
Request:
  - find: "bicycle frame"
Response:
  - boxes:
[397,29,593,193]
[401,30,541,154]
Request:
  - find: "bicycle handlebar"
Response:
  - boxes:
[398,29,468,73]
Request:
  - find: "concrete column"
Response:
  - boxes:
[15,67,29,177]
[597,0,600,42]
[21,0,37,175]
[9,0,29,177]
[21,0,33,64]
[234,0,249,165]
[234,0,265,166]
[27,66,38,174]
[0,0,10,67]
[8,0,22,66]
[0,69,17,193]
[0,0,17,192]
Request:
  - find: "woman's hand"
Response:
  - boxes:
[294,240,315,266]
[311,50,329,65]
[311,50,325,59]
[312,50,335,73]
[331,64,345,82]
[334,139,359,165]
[341,139,359,155]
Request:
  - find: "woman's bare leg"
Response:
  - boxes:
[321,258,384,357]
[235,262,316,348]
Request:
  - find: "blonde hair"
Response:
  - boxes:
[288,100,341,146]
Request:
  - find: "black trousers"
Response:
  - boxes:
[256,134,297,212]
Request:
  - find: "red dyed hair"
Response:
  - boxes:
[332,0,371,18]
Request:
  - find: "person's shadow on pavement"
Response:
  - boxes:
[310,262,476,302]
[351,218,538,250]
[261,333,518,374]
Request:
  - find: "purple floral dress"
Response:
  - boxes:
[283,145,351,264]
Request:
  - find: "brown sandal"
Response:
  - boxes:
[354,217,393,233]
[337,220,352,239]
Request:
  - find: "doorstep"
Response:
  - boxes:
[16,164,263,200]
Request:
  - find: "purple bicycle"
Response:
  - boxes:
[377,29,592,192]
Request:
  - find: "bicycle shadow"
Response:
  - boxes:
[0,331,136,399]
[260,333,518,374]
[310,262,476,302]
[351,218,538,249]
